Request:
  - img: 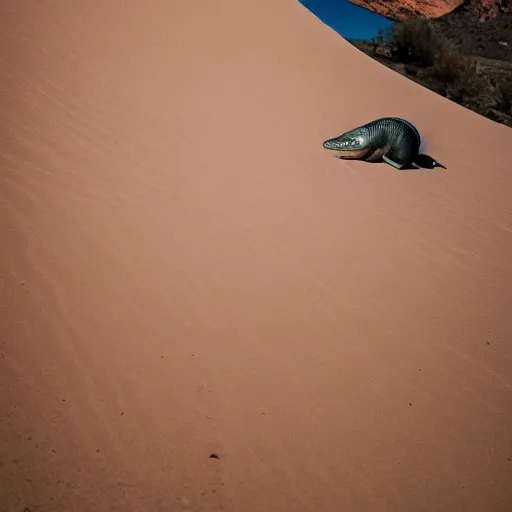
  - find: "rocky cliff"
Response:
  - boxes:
[451,0,512,21]
[348,0,512,22]
[347,0,463,21]
[435,1,512,61]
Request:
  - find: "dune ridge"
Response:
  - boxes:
[1,1,511,511]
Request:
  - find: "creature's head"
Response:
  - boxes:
[431,160,447,169]
[322,126,373,160]
[414,153,447,170]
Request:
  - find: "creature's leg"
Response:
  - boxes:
[382,154,405,170]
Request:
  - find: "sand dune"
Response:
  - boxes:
[2,1,511,510]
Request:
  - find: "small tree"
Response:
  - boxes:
[369,29,386,56]
[369,36,379,55]
[370,37,379,55]
[376,29,385,46]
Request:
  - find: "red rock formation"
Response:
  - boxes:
[347,0,463,21]
[458,0,512,21]
[348,0,512,21]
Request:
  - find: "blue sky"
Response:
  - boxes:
[300,0,393,41]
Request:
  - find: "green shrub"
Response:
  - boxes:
[404,64,418,76]
[390,17,443,67]
[428,49,488,104]
[381,16,510,126]
[429,43,468,83]
[495,78,512,114]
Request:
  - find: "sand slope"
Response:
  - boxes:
[2,1,511,511]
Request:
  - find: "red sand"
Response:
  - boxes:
[2,1,511,510]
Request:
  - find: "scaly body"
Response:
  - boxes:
[323,117,423,170]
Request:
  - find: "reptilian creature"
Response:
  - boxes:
[323,117,446,170]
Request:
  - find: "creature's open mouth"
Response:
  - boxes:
[323,138,371,159]
[329,148,369,159]
[323,130,372,159]
[323,137,362,150]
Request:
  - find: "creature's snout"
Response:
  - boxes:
[323,130,371,159]
[324,135,357,149]
[323,139,339,150]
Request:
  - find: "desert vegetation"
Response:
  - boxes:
[353,17,512,127]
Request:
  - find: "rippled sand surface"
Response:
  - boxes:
[2,1,512,510]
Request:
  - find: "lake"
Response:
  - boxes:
[300,0,393,41]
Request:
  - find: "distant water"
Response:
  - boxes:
[300,0,393,41]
